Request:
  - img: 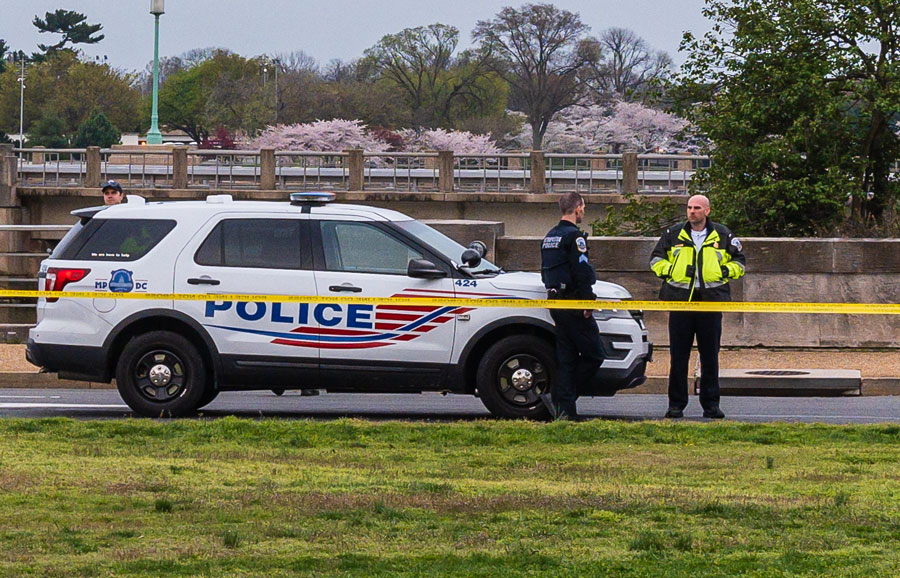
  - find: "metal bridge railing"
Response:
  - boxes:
[13,147,708,194]
[274,151,349,191]
[14,148,87,186]
[188,150,262,190]
[101,148,173,188]
[363,152,439,192]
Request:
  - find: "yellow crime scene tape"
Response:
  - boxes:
[0,289,897,314]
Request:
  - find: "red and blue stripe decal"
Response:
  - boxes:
[206,289,518,349]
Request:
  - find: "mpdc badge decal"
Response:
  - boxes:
[109,269,135,292]
[96,269,149,293]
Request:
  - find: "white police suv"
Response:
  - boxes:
[27,193,652,418]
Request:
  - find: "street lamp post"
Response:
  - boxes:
[273,58,280,124]
[17,56,25,148]
[147,0,165,145]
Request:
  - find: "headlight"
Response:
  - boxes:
[592,309,634,321]
[630,310,646,330]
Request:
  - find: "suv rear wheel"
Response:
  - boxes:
[115,331,207,417]
[476,335,554,420]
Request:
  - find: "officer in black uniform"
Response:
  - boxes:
[541,192,603,420]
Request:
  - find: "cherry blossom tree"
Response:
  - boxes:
[596,101,689,153]
[249,119,390,152]
[510,100,690,153]
[400,128,500,155]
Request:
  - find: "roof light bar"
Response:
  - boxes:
[290,192,335,205]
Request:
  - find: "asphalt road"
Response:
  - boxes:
[0,389,898,423]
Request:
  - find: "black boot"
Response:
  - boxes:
[664,407,684,419]
[703,406,725,419]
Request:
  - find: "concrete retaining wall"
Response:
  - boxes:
[497,237,900,348]
[5,177,899,349]
[15,187,685,237]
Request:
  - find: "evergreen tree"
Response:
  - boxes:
[29,111,68,148]
[0,39,8,74]
[32,10,103,59]
[73,110,120,148]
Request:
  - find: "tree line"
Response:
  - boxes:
[0,5,671,151]
[3,2,900,237]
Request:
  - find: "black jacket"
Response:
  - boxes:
[541,220,597,300]
[649,220,746,302]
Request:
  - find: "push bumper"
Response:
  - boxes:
[578,343,653,397]
[25,339,110,382]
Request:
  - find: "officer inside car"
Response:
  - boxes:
[540,192,603,421]
[101,180,124,205]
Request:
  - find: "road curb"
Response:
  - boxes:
[0,372,114,389]
[1,372,897,396]
[861,378,900,396]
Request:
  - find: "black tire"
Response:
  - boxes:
[197,386,219,409]
[476,335,555,420]
[115,331,207,417]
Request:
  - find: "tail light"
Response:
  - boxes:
[44,268,90,303]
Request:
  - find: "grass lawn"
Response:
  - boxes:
[0,418,898,577]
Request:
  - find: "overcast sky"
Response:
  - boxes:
[2,0,711,73]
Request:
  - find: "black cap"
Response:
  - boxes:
[101,180,123,193]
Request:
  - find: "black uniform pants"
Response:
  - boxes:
[550,309,604,415]
[667,310,722,411]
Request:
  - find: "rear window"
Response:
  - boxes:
[55,219,177,261]
[49,220,86,259]
[195,219,303,269]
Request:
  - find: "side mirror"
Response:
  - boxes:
[408,259,447,279]
[469,240,486,257]
[460,249,481,268]
[461,241,486,267]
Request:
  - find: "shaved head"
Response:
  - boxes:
[688,195,709,209]
[686,195,711,230]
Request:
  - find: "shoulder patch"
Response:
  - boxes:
[731,237,743,251]
[576,237,587,253]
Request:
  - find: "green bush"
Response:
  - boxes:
[591,192,682,236]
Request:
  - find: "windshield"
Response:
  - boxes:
[394,220,502,276]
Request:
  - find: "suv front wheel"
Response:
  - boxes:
[115,331,207,417]
[476,335,554,420]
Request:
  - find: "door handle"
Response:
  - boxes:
[329,284,362,293]
[187,277,221,286]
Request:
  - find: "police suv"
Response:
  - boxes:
[26,193,652,419]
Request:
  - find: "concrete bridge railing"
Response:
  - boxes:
[13,146,706,195]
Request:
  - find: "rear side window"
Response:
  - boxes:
[56,219,176,261]
[195,219,303,269]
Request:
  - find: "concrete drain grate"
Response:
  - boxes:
[710,369,862,396]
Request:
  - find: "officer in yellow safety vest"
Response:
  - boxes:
[649,194,746,419]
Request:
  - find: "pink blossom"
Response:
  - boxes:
[510,100,691,153]
[248,119,391,153]
[400,128,500,155]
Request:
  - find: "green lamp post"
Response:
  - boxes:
[147,0,165,145]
